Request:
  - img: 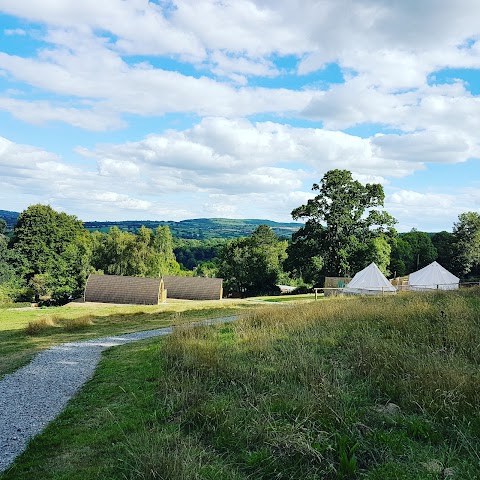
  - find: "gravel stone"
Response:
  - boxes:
[0,316,237,473]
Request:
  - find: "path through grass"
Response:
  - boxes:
[0,299,252,378]
[1,289,480,479]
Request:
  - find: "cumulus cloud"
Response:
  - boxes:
[1,1,480,230]
[4,28,26,36]
[386,189,480,231]
[80,117,480,193]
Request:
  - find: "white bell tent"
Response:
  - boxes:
[408,261,459,291]
[344,262,397,295]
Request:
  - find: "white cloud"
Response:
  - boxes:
[0,32,312,124]
[0,97,125,131]
[208,52,280,84]
[4,28,26,36]
[1,1,480,231]
[386,188,480,231]
[98,159,141,177]
[80,117,480,194]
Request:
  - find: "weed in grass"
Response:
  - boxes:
[337,434,359,479]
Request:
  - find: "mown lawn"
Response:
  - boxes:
[0,299,252,378]
[1,289,480,479]
[252,293,320,302]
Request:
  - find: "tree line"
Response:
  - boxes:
[0,205,185,304]
[1,169,479,303]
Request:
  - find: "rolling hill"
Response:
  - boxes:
[0,210,301,239]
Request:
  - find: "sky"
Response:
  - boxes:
[0,0,479,232]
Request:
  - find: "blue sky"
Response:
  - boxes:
[0,0,479,232]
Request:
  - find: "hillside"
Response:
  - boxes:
[82,217,302,239]
[0,210,19,231]
[0,210,301,239]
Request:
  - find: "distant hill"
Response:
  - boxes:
[0,210,20,231]
[83,218,302,239]
[0,210,301,239]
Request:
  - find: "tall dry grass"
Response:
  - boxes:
[25,314,95,335]
[59,315,95,331]
[157,288,480,478]
[25,315,59,335]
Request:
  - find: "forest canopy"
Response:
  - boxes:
[1,170,479,302]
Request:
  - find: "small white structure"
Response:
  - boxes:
[409,261,459,291]
[344,262,397,295]
[277,284,296,294]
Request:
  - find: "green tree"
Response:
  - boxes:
[218,225,287,296]
[0,220,13,283]
[9,204,92,302]
[389,237,413,277]
[400,230,437,273]
[285,221,324,285]
[431,231,455,271]
[0,219,31,302]
[362,236,392,276]
[91,225,182,278]
[290,170,396,278]
[152,226,181,277]
[452,212,480,276]
[97,227,137,276]
[194,261,219,278]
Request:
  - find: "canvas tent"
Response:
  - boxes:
[344,262,397,295]
[408,261,459,291]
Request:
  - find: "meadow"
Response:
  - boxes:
[1,289,480,479]
[0,299,254,379]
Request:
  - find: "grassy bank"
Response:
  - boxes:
[0,299,252,378]
[2,289,480,479]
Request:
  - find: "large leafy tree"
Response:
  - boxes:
[398,230,437,273]
[0,219,16,284]
[431,231,455,272]
[389,237,413,277]
[91,225,181,277]
[284,221,324,285]
[152,226,181,277]
[452,212,480,276]
[289,170,396,278]
[9,204,92,302]
[218,225,287,296]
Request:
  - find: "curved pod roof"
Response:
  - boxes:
[84,274,163,305]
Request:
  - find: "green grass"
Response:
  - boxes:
[2,289,480,479]
[253,293,320,302]
[0,299,252,378]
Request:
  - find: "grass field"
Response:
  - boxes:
[0,299,253,379]
[1,289,480,479]
[252,293,320,302]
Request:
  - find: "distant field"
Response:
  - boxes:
[2,289,479,479]
[82,217,302,239]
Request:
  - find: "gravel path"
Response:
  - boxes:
[0,315,237,473]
